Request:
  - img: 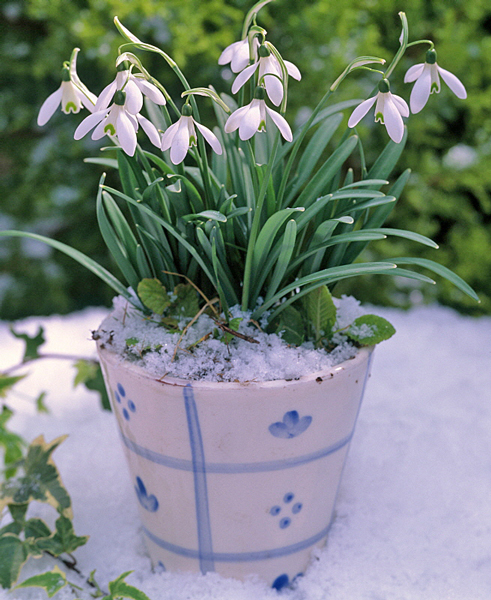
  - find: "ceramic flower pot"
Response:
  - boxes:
[97,342,374,589]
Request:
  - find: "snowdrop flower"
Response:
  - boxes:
[218,37,259,73]
[404,49,467,114]
[94,61,166,115]
[231,44,301,107]
[74,90,160,157]
[348,79,409,144]
[161,104,222,165]
[37,49,96,126]
[224,86,292,142]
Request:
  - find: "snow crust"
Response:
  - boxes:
[1,304,490,599]
[96,295,365,382]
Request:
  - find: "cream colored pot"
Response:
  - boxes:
[97,342,374,590]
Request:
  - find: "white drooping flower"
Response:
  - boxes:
[348,79,409,144]
[161,105,222,165]
[74,90,160,157]
[404,49,467,114]
[231,43,301,106]
[94,60,166,115]
[37,48,97,126]
[218,37,259,73]
[224,87,293,142]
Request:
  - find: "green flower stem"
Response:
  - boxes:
[241,131,281,310]
[383,11,409,80]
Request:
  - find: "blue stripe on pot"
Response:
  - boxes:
[142,520,333,563]
[183,384,215,574]
[119,430,353,473]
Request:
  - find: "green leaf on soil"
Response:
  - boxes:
[269,305,305,346]
[346,314,396,346]
[304,285,337,344]
[172,283,200,318]
[137,278,172,315]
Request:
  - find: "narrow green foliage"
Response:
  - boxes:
[346,315,396,345]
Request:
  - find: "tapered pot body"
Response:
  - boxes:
[97,342,374,589]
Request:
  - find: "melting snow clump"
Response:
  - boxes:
[96,295,366,382]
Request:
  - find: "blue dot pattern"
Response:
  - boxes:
[270,492,303,529]
[114,384,136,421]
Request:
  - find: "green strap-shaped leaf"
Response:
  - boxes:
[0,231,132,303]
[383,257,480,301]
[264,219,297,302]
[292,135,359,209]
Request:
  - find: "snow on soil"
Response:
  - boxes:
[1,304,490,600]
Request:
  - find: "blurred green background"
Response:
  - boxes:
[1,0,490,319]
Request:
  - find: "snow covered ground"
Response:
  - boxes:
[1,304,490,600]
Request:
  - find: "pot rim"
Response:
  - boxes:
[97,341,374,390]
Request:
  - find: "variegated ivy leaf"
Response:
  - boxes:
[137,278,172,315]
[0,374,26,399]
[73,360,110,411]
[0,534,28,589]
[13,565,68,598]
[108,571,152,600]
[9,325,45,362]
[346,314,396,346]
[0,435,71,518]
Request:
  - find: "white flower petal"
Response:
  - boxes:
[232,39,256,72]
[170,117,192,164]
[383,96,405,143]
[409,63,432,113]
[124,79,143,114]
[161,120,180,151]
[437,66,467,100]
[404,63,425,83]
[347,95,377,128]
[74,109,108,139]
[239,101,261,140]
[195,122,222,155]
[37,87,63,126]
[92,115,112,141]
[137,114,161,147]
[264,72,284,106]
[134,78,166,105]
[95,80,117,112]
[285,60,302,81]
[266,106,293,142]
[116,108,138,156]
[224,105,250,133]
[231,62,259,95]
[218,40,242,66]
[61,82,83,113]
[391,93,409,118]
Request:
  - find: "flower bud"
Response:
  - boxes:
[61,65,71,82]
[254,86,266,100]
[117,61,130,72]
[426,49,437,64]
[114,90,126,106]
[258,44,271,58]
[182,103,193,117]
[378,78,391,93]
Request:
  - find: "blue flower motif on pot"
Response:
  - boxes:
[135,476,159,512]
[268,410,312,439]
